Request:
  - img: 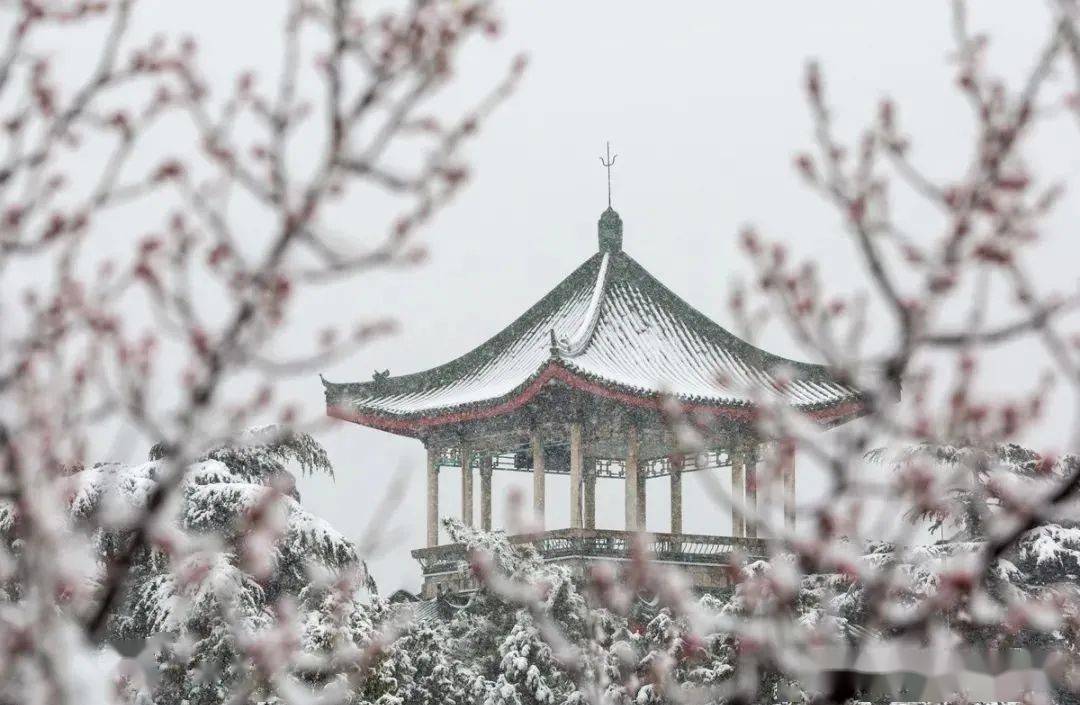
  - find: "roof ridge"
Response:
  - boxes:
[554,252,611,357]
[321,253,605,399]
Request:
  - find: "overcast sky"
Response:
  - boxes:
[98,2,1080,593]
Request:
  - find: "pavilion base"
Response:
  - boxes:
[410,528,768,599]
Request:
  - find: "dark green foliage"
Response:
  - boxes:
[68,428,364,705]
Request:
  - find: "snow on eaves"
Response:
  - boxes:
[326,251,860,418]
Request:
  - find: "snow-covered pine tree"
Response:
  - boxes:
[67,426,374,705]
[802,442,1080,701]
[436,521,602,705]
[433,521,572,705]
[430,521,747,705]
[872,443,1080,587]
[373,607,482,705]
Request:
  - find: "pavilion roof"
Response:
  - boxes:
[323,209,865,435]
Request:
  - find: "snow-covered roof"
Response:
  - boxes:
[324,210,865,435]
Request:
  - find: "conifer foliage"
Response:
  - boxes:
[65,427,371,704]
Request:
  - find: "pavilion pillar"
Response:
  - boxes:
[731,450,744,538]
[460,443,474,527]
[625,424,641,531]
[531,431,545,529]
[569,422,584,529]
[583,459,596,529]
[670,466,683,535]
[784,447,796,531]
[636,467,647,530]
[426,444,441,547]
[745,448,758,539]
[480,454,493,531]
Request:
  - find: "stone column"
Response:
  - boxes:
[745,449,758,539]
[426,444,440,547]
[531,430,545,529]
[569,422,584,529]
[670,466,683,535]
[730,450,744,538]
[583,459,596,529]
[480,455,493,531]
[460,443,474,527]
[784,450,796,531]
[625,424,640,531]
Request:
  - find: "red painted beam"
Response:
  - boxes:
[326,360,867,437]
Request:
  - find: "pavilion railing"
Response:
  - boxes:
[411,528,769,576]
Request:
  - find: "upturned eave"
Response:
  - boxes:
[325,357,868,438]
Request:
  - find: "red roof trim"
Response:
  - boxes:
[327,361,866,436]
[328,363,561,434]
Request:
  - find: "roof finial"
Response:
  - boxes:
[599,141,617,208]
[596,141,623,251]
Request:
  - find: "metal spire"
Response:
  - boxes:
[599,141,617,208]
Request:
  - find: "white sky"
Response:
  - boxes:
[57,2,1080,593]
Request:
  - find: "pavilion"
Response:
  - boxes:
[324,196,866,597]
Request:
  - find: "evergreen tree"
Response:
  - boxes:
[67,426,373,705]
